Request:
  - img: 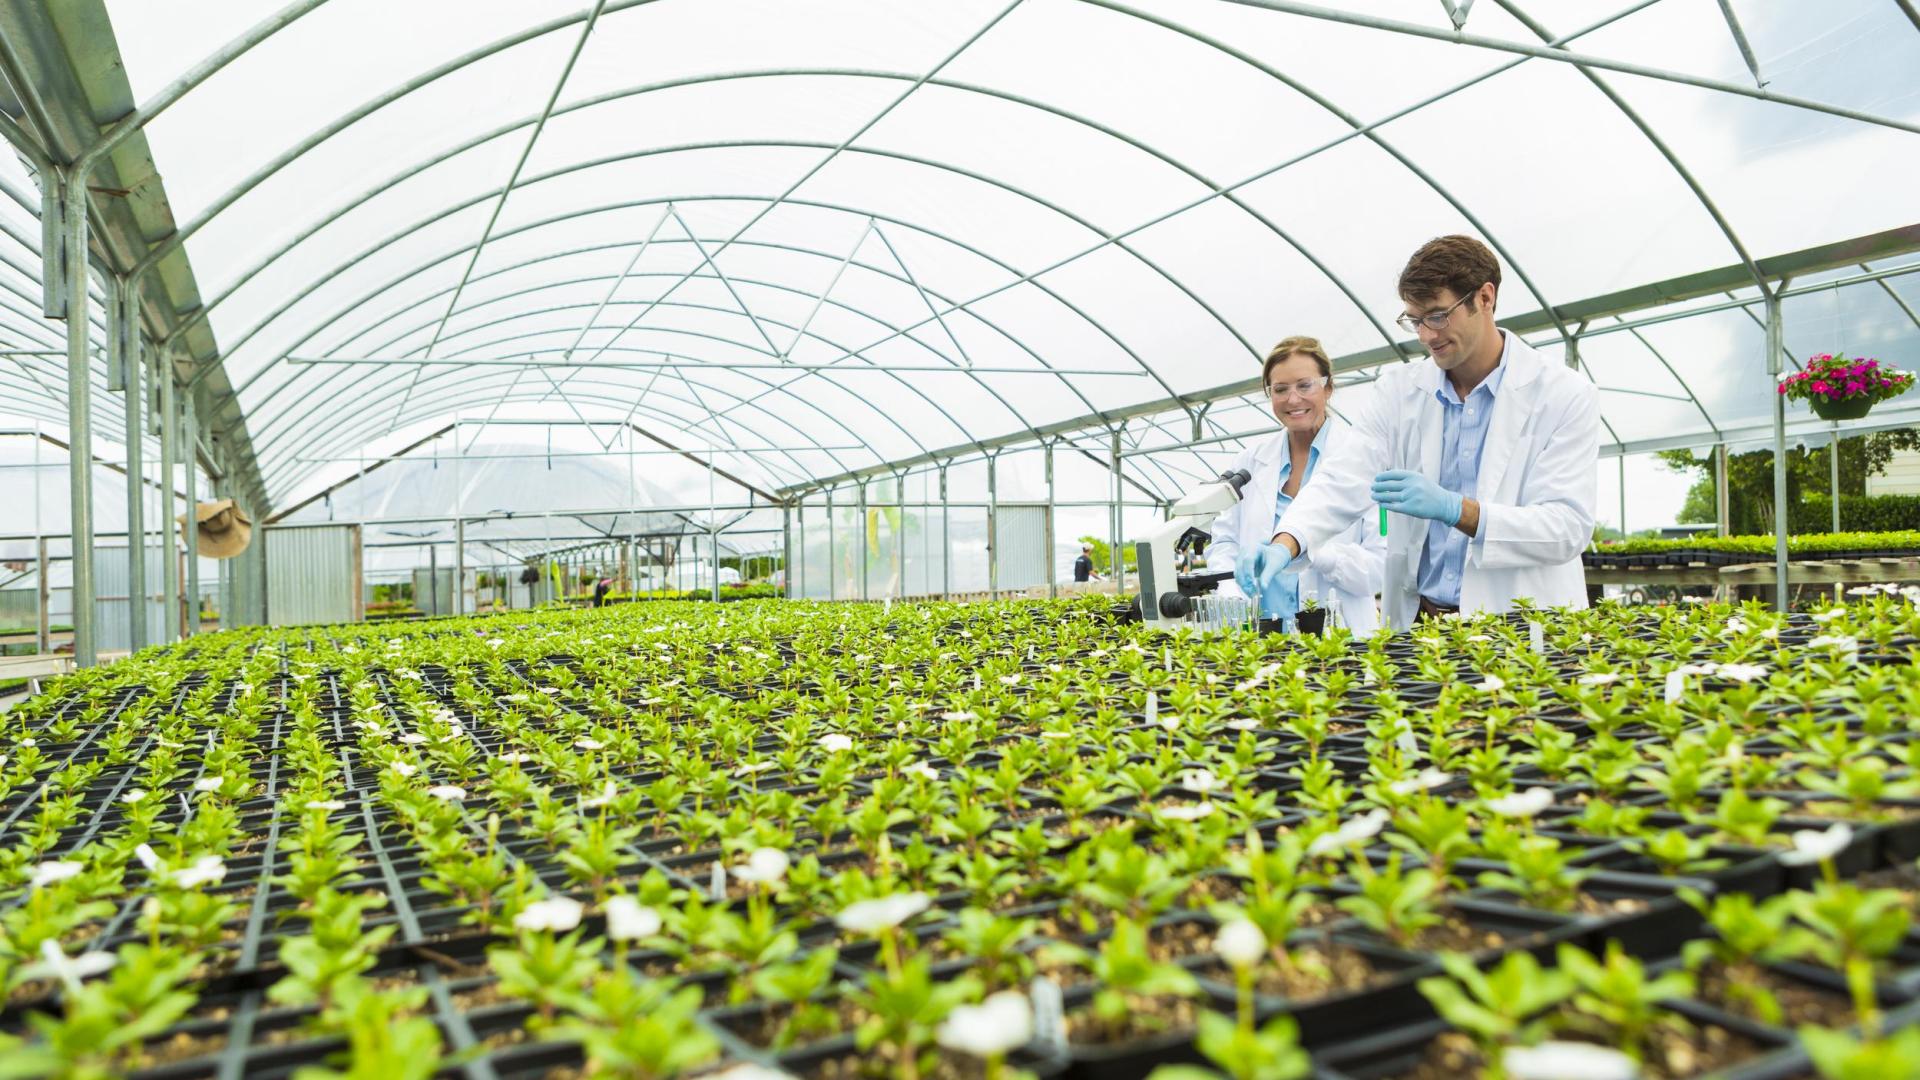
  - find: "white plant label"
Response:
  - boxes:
[1528,621,1545,655]
[1664,670,1685,704]
[1145,689,1159,728]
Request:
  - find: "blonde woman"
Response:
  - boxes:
[1208,336,1385,635]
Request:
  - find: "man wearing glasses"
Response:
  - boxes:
[1241,235,1599,629]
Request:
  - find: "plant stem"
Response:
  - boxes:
[1236,964,1253,1033]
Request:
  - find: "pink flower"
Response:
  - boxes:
[1811,380,1829,394]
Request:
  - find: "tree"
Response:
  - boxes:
[1658,429,1920,534]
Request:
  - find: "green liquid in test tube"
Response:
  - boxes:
[1379,505,1388,536]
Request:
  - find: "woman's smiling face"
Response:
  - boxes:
[1265,350,1330,435]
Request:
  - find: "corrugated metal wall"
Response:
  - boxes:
[992,505,1048,590]
[266,525,363,627]
[94,545,168,653]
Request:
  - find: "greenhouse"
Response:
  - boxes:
[1,1,1919,1078]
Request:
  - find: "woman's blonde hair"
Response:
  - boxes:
[1262,335,1333,389]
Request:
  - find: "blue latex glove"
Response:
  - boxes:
[1259,566,1299,623]
[1233,541,1294,597]
[1370,469,1463,525]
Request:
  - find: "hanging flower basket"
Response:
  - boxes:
[1777,352,1914,422]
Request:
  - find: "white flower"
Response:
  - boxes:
[497,752,534,765]
[1505,1041,1639,1080]
[1040,731,1073,740]
[193,776,224,792]
[31,860,84,888]
[902,761,940,781]
[305,799,347,811]
[1225,718,1261,731]
[1308,809,1390,857]
[1810,608,1845,624]
[1779,822,1853,866]
[1808,634,1859,652]
[1390,768,1453,796]
[1714,662,1769,683]
[428,785,468,801]
[1663,671,1687,705]
[997,674,1021,686]
[1179,768,1221,795]
[486,638,505,648]
[1478,675,1506,693]
[172,855,227,889]
[834,892,931,934]
[133,843,161,871]
[734,847,791,887]
[513,896,585,933]
[1576,672,1619,686]
[1486,787,1555,819]
[390,762,418,778]
[707,1065,798,1080]
[1722,617,1749,636]
[735,760,777,776]
[818,733,854,753]
[937,990,1034,1058]
[603,896,662,941]
[1159,802,1216,822]
[1214,919,1267,969]
[20,940,116,994]
[573,737,605,751]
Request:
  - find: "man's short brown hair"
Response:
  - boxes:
[1399,235,1501,313]
[1261,334,1333,389]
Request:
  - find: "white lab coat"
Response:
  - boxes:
[1207,421,1387,636]
[1275,331,1598,632]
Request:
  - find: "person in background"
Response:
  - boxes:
[1073,543,1097,583]
[1247,235,1599,628]
[592,577,611,607]
[1210,336,1386,635]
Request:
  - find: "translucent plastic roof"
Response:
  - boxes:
[45,0,1920,510]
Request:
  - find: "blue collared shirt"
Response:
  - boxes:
[1416,345,1508,607]
[1265,424,1328,619]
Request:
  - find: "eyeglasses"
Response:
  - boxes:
[1264,376,1329,400]
[1395,283,1487,334]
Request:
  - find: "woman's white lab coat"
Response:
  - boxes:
[1275,332,1599,631]
[1206,421,1387,636]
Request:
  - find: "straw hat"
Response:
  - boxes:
[177,499,253,558]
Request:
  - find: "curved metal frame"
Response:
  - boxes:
[8,0,1915,523]
[252,248,1127,488]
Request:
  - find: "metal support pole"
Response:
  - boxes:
[455,517,465,616]
[32,423,45,651]
[1714,443,1730,538]
[856,481,869,601]
[826,488,836,600]
[118,283,147,651]
[452,414,464,615]
[708,452,720,602]
[428,543,439,615]
[59,168,97,666]
[35,537,50,655]
[1045,442,1057,598]
[782,503,793,599]
[1617,454,1627,537]
[986,455,998,596]
[939,465,950,599]
[1110,429,1125,595]
[184,394,200,636]
[1766,294,1789,610]
[159,353,179,643]
[1829,426,1842,532]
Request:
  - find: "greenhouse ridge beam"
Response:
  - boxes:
[782,225,1920,495]
[284,356,1150,377]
